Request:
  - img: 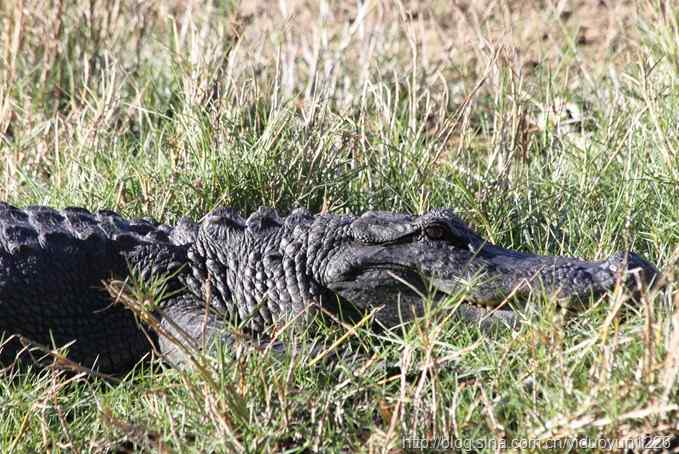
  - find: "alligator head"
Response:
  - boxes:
[320,209,658,329]
[196,207,658,332]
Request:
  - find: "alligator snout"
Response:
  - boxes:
[427,246,659,311]
[503,249,660,306]
[500,249,660,308]
[601,251,660,295]
[432,249,659,331]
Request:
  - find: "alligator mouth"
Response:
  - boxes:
[426,287,509,313]
[423,284,521,330]
[375,266,524,314]
[356,265,519,311]
[332,258,652,330]
[428,272,525,308]
[429,280,520,324]
[328,266,527,329]
[431,274,601,313]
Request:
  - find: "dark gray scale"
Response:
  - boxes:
[0,221,41,254]
[262,249,287,323]
[250,213,302,322]
[304,215,329,274]
[169,217,199,246]
[246,208,284,322]
[282,239,305,314]
[0,205,29,231]
[193,208,248,322]
[241,249,264,327]
[293,242,313,309]
[283,216,318,307]
[0,205,191,373]
[63,207,106,241]
[26,206,66,229]
[305,215,334,280]
[285,207,314,229]
[246,207,283,233]
[308,216,350,282]
[200,215,243,322]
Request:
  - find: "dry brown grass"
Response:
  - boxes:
[1,0,674,205]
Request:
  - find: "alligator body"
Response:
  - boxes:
[0,203,657,373]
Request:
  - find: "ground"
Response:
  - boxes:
[0,1,678,452]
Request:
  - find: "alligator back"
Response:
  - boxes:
[0,203,191,373]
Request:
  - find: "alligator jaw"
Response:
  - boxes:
[326,243,659,330]
[429,249,659,310]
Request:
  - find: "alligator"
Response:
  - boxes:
[0,202,658,374]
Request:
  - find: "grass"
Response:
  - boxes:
[1,0,678,451]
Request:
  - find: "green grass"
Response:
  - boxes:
[1,1,678,451]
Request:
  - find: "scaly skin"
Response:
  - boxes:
[0,203,658,373]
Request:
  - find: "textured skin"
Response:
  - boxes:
[0,203,658,373]
[0,204,188,372]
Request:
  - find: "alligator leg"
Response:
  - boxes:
[154,295,230,368]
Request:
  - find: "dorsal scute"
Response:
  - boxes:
[94,209,125,224]
[201,207,246,242]
[0,222,40,254]
[350,211,418,243]
[26,206,66,226]
[246,207,283,234]
[205,208,246,229]
[284,207,314,229]
[425,208,458,221]
[0,203,29,223]
[61,207,102,240]
[91,209,176,246]
[93,209,129,238]
[0,205,85,254]
[170,217,199,245]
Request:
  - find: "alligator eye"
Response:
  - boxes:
[424,225,447,240]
